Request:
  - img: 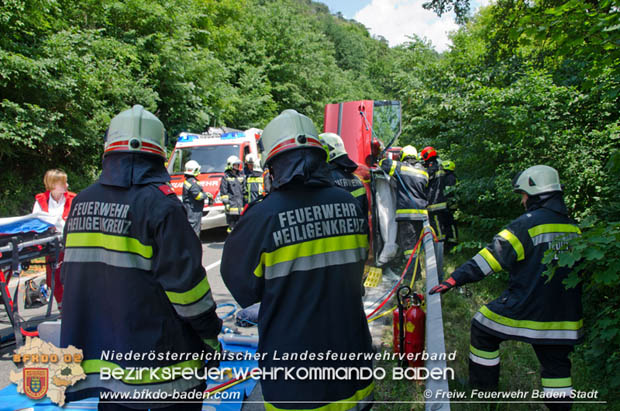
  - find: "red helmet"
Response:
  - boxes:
[420,146,437,162]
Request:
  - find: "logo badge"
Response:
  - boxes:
[23,368,48,400]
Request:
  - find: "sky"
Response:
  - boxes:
[319,0,491,52]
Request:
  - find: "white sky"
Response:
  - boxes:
[344,0,492,52]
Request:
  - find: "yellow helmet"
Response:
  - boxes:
[400,145,418,161]
[442,160,455,171]
[318,132,348,162]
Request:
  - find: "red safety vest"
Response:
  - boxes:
[35,191,77,220]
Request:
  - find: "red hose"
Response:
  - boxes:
[365,231,434,319]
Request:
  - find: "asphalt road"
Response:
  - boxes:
[0,227,393,408]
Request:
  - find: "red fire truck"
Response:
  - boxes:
[166,127,262,231]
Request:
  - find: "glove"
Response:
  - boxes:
[429,277,457,295]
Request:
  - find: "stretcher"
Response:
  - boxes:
[0,213,62,347]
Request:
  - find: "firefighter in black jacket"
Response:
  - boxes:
[243,153,264,204]
[430,165,582,410]
[221,109,374,410]
[379,145,429,269]
[220,155,245,232]
[421,146,450,242]
[60,105,222,410]
[319,132,368,218]
[183,159,212,236]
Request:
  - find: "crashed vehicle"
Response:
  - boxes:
[324,100,402,265]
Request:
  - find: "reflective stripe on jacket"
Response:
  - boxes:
[380,158,428,220]
[182,175,206,213]
[451,196,583,345]
[220,170,245,215]
[244,170,264,204]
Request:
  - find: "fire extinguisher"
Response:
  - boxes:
[393,285,425,368]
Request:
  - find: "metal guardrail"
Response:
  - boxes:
[422,221,451,411]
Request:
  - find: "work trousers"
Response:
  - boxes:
[469,323,574,410]
[397,220,423,281]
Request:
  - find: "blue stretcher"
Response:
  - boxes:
[0,213,62,347]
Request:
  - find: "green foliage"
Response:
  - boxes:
[541,217,620,396]
[0,0,386,214]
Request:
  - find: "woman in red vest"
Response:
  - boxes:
[33,169,76,311]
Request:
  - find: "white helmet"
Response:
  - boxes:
[513,165,562,196]
[258,109,324,167]
[318,132,348,162]
[245,153,258,165]
[227,155,242,171]
[184,160,201,176]
[104,105,167,159]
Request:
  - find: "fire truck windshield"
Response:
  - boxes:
[168,145,240,175]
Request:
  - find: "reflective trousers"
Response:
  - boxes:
[470,323,574,410]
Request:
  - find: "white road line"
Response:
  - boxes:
[205,260,221,272]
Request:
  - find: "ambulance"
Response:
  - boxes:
[166,127,262,231]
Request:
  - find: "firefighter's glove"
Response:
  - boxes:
[429,277,457,295]
[206,192,214,205]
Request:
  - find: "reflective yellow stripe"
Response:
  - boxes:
[165,276,210,305]
[542,377,572,388]
[229,207,239,212]
[400,165,429,179]
[81,359,202,384]
[351,187,366,198]
[427,202,447,211]
[480,306,583,330]
[220,195,229,199]
[470,345,499,359]
[528,224,581,238]
[183,181,192,188]
[389,161,397,176]
[247,177,263,183]
[195,192,205,200]
[265,381,374,411]
[396,209,428,215]
[479,248,502,273]
[66,233,152,259]
[498,229,525,261]
[254,234,369,278]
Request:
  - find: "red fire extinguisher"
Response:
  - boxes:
[393,285,425,368]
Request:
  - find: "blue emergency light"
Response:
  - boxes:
[221,132,245,140]
[178,133,199,143]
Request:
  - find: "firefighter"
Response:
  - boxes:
[221,109,374,410]
[243,153,264,204]
[430,165,583,410]
[379,145,429,272]
[183,159,212,236]
[60,105,222,410]
[421,146,450,243]
[220,155,245,232]
[319,132,368,217]
[441,160,458,248]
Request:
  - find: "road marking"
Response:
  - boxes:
[205,260,221,272]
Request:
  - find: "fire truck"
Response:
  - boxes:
[166,127,262,231]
